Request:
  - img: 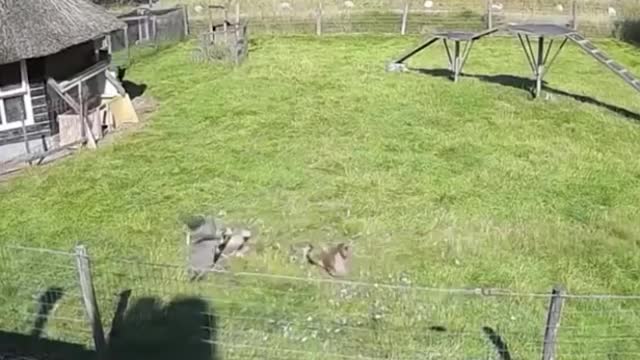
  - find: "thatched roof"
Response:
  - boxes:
[0,0,125,65]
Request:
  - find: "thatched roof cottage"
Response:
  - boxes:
[0,0,125,160]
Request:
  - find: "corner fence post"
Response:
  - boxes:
[541,285,566,360]
[75,245,106,356]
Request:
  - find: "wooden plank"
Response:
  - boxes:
[541,285,566,360]
[1,139,86,166]
[105,71,126,96]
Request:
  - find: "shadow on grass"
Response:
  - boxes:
[0,286,94,360]
[0,289,218,360]
[411,67,640,123]
[30,287,65,338]
[0,331,96,360]
[482,326,512,360]
[116,67,148,100]
[106,291,219,360]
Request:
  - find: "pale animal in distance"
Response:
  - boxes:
[215,227,252,263]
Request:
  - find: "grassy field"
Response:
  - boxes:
[1,34,640,358]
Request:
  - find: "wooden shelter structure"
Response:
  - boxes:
[193,3,249,65]
[0,0,127,164]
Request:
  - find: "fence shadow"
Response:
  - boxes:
[106,293,218,360]
[482,326,512,360]
[411,68,640,123]
[0,286,94,360]
[0,330,96,360]
[30,286,65,338]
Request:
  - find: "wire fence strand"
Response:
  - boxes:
[1,244,639,359]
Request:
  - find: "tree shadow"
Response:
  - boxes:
[106,293,219,360]
[482,326,512,360]
[411,67,640,123]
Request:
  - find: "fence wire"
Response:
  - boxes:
[177,0,640,38]
[0,246,93,348]
[1,244,640,359]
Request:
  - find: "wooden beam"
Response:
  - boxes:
[46,78,97,149]
[0,139,86,167]
[105,71,126,96]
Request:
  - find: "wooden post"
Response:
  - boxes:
[46,78,97,149]
[541,285,566,360]
[152,15,158,44]
[75,245,106,355]
[207,0,214,42]
[487,0,493,29]
[316,1,323,36]
[234,1,241,46]
[182,5,190,37]
[571,0,578,30]
[401,1,410,35]
[123,24,130,65]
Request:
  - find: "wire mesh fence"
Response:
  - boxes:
[0,246,94,348]
[177,0,640,38]
[1,244,640,359]
[108,6,189,67]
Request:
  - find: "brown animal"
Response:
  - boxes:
[303,243,352,277]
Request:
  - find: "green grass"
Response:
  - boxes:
[1,34,640,358]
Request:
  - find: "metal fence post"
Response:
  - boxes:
[541,285,566,360]
[401,1,410,35]
[75,245,106,355]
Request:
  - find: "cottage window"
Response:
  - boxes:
[0,60,33,130]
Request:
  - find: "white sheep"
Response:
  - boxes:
[608,6,617,17]
[280,2,292,11]
[424,0,433,9]
[344,0,354,8]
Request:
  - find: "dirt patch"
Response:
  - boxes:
[98,93,159,147]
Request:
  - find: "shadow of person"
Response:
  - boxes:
[106,295,218,360]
